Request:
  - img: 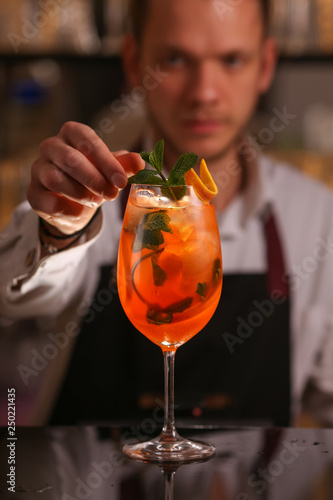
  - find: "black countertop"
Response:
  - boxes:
[1,424,333,499]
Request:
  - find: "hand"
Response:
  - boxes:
[27,121,145,235]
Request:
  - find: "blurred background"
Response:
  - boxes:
[0,0,333,230]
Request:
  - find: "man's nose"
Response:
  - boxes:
[187,61,221,105]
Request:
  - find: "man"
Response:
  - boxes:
[1,0,333,426]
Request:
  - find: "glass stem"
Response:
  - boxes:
[162,350,178,440]
[164,469,176,500]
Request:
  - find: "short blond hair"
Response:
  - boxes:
[127,0,270,42]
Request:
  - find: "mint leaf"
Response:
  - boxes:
[167,153,198,186]
[134,226,164,251]
[213,258,222,281]
[154,140,164,171]
[140,151,150,163]
[163,297,193,313]
[143,212,172,233]
[151,254,167,286]
[146,297,193,325]
[148,139,164,173]
[161,185,187,200]
[196,282,207,300]
[147,308,173,325]
[128,169,164,185]
[134,211,173,252]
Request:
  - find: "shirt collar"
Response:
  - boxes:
[218,145,274,239]
[140,131,274,238]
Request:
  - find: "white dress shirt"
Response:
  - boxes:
[1,154,333,425]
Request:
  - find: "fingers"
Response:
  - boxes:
[58,122,145,189]
[29,121,146,232]
[114,151,145,176]
[36,161,103,208]
[38,137,119,201]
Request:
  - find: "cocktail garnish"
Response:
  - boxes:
[130,248,193,325]
[213,258,222,281]
[128,140,218,202]
[128,139,198,199]
[126,141,220,326]
[196,282,208,300]
[133,211,173,252]
[147,297,193,325]
[146,309,173,325]
[151,254,167,286]
[184,159,218,203]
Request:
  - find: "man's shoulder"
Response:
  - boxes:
[260,154,333,207]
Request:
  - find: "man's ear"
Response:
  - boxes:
[122,34,141,88]
[258,37,278,94]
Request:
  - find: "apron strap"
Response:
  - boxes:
[263,209,289,299]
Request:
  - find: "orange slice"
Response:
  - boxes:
[184,159,218,203]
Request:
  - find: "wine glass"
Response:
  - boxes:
[117,183,222,463]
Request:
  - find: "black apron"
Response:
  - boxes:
[50,208,290,427]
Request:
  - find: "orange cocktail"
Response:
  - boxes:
[117,185,222,351]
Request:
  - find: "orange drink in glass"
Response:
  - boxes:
[117,183,222,463]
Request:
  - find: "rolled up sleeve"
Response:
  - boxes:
[0,202,102,320]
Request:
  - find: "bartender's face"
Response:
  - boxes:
[123,0,276,164]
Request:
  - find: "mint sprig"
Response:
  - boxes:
[128,169,163,185]
[127,139,198,199]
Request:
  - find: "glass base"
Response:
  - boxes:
[123,433,215,464]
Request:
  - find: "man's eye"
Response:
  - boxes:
[224,56,243,69]
[164,54,184,67]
